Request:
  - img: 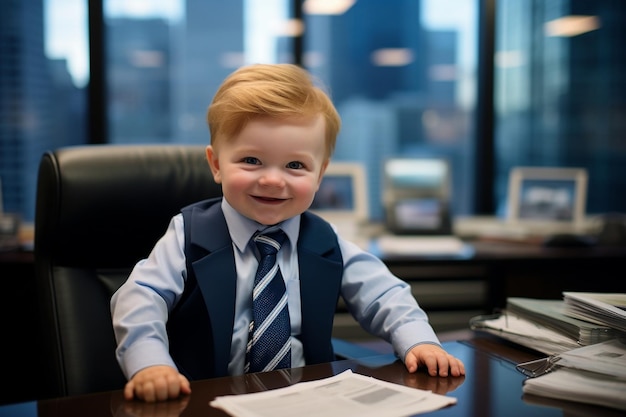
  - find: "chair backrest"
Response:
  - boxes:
[34,144,222,399]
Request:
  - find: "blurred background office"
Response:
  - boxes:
[1,0,625,228]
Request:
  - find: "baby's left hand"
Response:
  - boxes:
[404,344,466,377]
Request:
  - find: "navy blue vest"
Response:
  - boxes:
[166,197,343,380]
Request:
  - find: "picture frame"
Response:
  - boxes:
[382,158,452,235]
[309,161,369,224]
[507,167,588,231]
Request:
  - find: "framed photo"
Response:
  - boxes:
[382,158,452,235]
[507,167,588,230]
[310,162,369,224]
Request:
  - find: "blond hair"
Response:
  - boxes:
[207,63,340,160]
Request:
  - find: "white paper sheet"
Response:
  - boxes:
[210,369,457,417]
[523,368,626,411]
[557,338,626,379]
[563,292,626,332]
[521,338,626,411]
[470,313,580,354]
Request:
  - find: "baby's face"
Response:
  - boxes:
[207,115,328,226]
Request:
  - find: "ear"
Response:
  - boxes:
[206,145,222,184]
[316,159,330,189]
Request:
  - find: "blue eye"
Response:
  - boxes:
[243,157,260,165]
[287,161,304,169]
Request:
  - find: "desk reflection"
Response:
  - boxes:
[104,356,464,417]
[113,395,190,417]
[8,340,619,417]
[401,371,465,395]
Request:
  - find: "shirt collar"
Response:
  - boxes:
[221,198,300,253]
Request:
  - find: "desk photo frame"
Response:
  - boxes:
[507,167,588,231]
[382,158,452,235]
[309,161,369,224]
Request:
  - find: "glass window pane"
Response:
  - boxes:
[104,0,293,144]
[0,0,88,222]
[494,0,626,217]
[1,0,478,225]
[304,0,478,220]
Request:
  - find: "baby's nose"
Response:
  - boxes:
[259,168,285,186]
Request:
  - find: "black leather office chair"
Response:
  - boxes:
[34,144,222,399]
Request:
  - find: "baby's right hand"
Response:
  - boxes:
[124,365,191,402]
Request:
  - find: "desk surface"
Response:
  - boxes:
[1,337,622,417]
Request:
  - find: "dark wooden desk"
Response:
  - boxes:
[1,338,622,417]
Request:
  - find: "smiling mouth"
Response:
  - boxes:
[252,195,286,203]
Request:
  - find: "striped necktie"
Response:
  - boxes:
[246,230,291,373]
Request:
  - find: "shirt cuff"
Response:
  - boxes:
[391,321,442,362]
[121,338,177,379]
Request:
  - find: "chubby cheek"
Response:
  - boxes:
[221,171,253,197]
[292,177,320,206]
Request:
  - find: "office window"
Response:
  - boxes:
[104,0,293,144]
[494,0,626,216]
[101,0,477,221]
[303,0,478,219]
[3,0,477,223]
[4,0,626,227]
[0,0,88,221]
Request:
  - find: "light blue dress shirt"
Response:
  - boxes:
[111,199,441,380]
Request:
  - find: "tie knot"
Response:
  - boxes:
[253,230,286,256]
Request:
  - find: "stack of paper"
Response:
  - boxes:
[469,313,580,355]
[563,292,626,333]
[506,297,616,345]
[522,338,626,411]
[471,295,624,355]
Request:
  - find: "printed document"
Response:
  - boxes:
[210,369,457,417]
[556,338,626,379]
[522,367,626,411]
[469,313,580,354]
[563,292,626,332]
[522,338,626,411]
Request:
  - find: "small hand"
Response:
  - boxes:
[124,365,192,402]
[404,344,466,377]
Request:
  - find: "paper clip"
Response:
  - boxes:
[516,356,561,378]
